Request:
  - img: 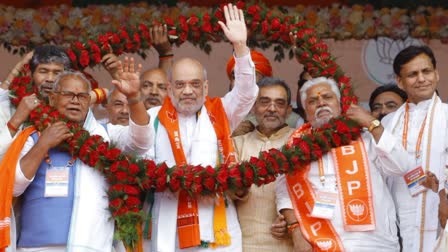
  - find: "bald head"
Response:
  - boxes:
[171,58,207,82]
[140,68,168,109]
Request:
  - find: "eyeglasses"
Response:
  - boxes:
[54,91,90,102]
[257,97,288,109]
[173,80,203,90]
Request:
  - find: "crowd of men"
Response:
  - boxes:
[0,3,447,252]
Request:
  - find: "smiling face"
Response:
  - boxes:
[106,89,129,126]
[32,62,65,97]
[140,68,168,109]
[303,82,341,128]
[396,53,439,104]
[254,85,291,137]
[169,58,208,116]
[49,75,91,123]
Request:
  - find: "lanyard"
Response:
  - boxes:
[317,158,325,186]
[402,101,427,160]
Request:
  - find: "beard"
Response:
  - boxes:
[312,106,334,128]
[170,94,206,116]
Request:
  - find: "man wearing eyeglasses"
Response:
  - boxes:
[145,4,257,252]
[2,59,151,251]
[233,77,294,252]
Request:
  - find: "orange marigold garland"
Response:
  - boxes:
[9,1,362,247]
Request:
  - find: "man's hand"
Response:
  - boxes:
[231,120,255,137]
[345,104,375,128]
[271,214,288,240]
[2,51,34,90]
[346,104,385,143]
[102,53,120,80]
[151,24,173,56]
[38,121,73,150]
[420,171,439,193]
[8,94,41,134]
[218,3,248,57]
[439,189,448,228]
[289,32,301,64]
[112,57,143,100]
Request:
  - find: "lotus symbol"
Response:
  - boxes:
[349,204,365,221]
[316,239,333,251]
[376,37,421,65]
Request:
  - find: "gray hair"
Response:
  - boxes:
[300,77,340,108]
[53,70,91,91]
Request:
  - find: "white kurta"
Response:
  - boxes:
[276,131,412,251]
[147,53,258,252]
[13,112,152,252]
[382,95,448,252]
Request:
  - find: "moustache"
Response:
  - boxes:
[315,106,333,117]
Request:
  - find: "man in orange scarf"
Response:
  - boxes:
[145,4,257,251]
[276,77,412,251]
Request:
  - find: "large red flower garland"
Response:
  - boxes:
[9,2,361,247]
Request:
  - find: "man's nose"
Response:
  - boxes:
[317,96,326,107]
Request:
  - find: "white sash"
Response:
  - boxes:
[387,94,446,251]
[67,110,114,252]
[151,106,220,252]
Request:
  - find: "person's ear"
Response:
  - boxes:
[203,80,209,96]
[396,75,404,90]
[286,105,292,116]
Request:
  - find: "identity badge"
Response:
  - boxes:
[44,166,69,197]
[311,191,338,219]
[404,166,427,197]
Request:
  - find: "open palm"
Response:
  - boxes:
[112,57,142,98]
[218,4,247,44]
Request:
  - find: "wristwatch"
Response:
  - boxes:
[368,119,381,132]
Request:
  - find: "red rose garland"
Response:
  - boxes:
[8,2,362,247]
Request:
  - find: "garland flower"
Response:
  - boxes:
[1,2,447,60]
[9,2,361,248]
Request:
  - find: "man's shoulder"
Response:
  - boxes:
[147,106,162,124]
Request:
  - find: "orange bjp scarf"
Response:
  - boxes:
[0,126,36,252]
[158,96,234,249]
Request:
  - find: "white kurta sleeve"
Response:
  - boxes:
[106,118,153,156]
[275,175,293,212]
[221,52,258,131]
[368,130,413,177]
[13,136,35,196]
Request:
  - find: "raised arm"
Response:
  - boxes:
[151,24,174,75]
[346,104,412,176]
[112,57,148,126]
[218,4,258,130]
[108,57,152,155]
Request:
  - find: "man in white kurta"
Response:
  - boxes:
[146,4,257,251]
[382,45,448,252]
[276,77,412,251]
[10,68,151,251]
